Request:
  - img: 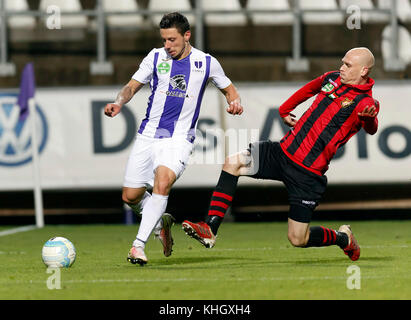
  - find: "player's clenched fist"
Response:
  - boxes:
[227,98,243,115]
[282,113,297,128]
[104,103,122,117]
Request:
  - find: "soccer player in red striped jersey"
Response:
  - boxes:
[183,48,379,261]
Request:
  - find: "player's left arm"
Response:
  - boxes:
[220,83,243,115]
[279,73,328,127]
[208,55,243,115]
[358,99,379,135]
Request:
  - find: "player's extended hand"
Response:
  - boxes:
[282,113,297,127]
[358,105,378,122]
[104,103,122,118]
[226,98,243,115]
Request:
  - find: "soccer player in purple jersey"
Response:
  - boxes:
[104,12,243,265]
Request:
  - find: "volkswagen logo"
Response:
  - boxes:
[0,93,48,166]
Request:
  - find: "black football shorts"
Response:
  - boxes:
[247,141,328,222]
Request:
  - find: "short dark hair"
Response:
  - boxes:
[159,12,190,35]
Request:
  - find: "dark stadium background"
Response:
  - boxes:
[1,0,410,225]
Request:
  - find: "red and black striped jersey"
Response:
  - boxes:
[279,71,379,176]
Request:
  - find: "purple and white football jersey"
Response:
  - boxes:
[132,47,231,142]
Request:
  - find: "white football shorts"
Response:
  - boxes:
[123,134,193,189]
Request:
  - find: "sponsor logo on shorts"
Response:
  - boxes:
[301,200,316,207]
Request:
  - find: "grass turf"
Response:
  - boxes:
[0,221,410,300]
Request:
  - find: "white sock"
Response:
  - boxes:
[128,191,163,233]
[133,193,168,248]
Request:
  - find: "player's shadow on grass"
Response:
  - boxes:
[133,255,394,269]
[351,256,394,262]
[148,256,249,269]
[290,258,357,265]
[284,256,394,265]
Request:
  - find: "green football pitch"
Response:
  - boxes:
[0,221,410,300]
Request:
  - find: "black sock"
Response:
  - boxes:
[205,170,239,235]
[305,226,348,248]
[205,215,223,235]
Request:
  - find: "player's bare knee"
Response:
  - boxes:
[154,178,173,195]
[222,152,249,176]
[288,233,308,248]
[122,192,136,205]
[222,160,239,176]
[122,189,144,205]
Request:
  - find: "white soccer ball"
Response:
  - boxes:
[42,237,76,268]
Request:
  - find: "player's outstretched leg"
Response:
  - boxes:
[127,246,148,266]
[182,169,239,248]
[338,225,361,261]
[183,150,251,248]
[155,213,175,257]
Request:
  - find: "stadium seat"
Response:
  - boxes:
[102,0,144,28]
[382,25,411,66]
[397,0,411,23]
[340,0,390,23]
[300,0,344,25]
[5,0,36,29]
[39,0,88,28]
[203,0,247,26]
[377,0,411,23]
[246,0,293,25]
[148,0,195,27]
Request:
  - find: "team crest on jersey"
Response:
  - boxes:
[170,74,187,91]
[192,61,205,73]
[340,98,354,108]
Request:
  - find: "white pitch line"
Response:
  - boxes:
[3,274,411,286]
[0,225,38,237]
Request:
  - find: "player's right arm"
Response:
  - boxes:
[279,76,323,118]
[104,79,144,118]
[105,49,156,118]
[279,72,335,127]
